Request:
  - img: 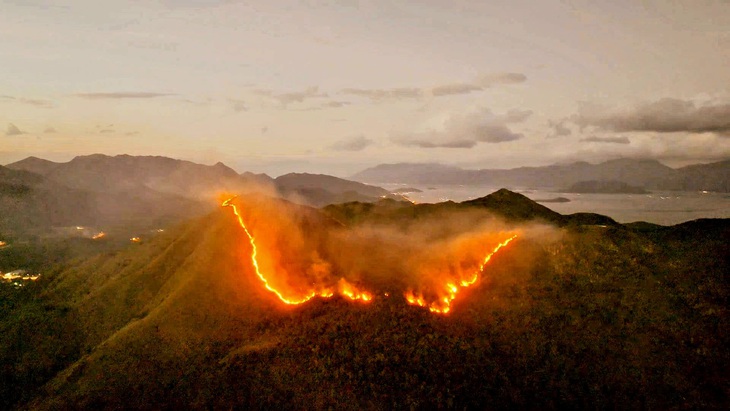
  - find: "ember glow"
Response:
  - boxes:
[92,232,106,240]
[404,234,518,314]
[130,237,141,243]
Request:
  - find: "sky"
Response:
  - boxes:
[1,0,729,177]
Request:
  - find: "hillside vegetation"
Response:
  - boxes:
[0,190,727,409]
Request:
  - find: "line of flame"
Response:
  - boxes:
[404,234,517,314]
[223,196,372,305]
[223,196,330,304]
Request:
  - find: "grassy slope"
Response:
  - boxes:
[1,199,727,409]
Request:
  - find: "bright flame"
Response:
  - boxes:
[92,232,106,240]
[404,234,517,314]
[222,195,516,313]
[130,237,141,243]
[222,196,337,305]
[0,241,6,247]
[338,278,373,302]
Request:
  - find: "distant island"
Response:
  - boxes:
[535,197,571,203]
[563,180,649,194]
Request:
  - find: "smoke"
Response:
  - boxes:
[225,195,562,311]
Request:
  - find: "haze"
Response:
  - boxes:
[2,0,729,176]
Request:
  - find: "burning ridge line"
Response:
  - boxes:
[223,196,514,313]
[404,234,517,314]
[222,196,371,305]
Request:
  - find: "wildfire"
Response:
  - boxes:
[222,195,516,314]
[404,234,517,314]
[92,232,106,240]
[0,241,6,248]
[130,237,141,243]
[222,196,374,306]
[223,196,333,304]
[338,278,373,302]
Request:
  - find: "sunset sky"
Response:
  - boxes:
[2,0,729,176]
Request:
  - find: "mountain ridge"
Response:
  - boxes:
[351,158,729,192]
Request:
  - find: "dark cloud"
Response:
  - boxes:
[580,136,631,144]
[392,108,530,149]
[6,123,26,136]
[546,119,572,138]
[75,92,174,99]
[330,135,375,151]
[342,87,423,101]
[574,98,730,134]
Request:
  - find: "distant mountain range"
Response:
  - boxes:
[351,158,730,192]
[1,155,393,233]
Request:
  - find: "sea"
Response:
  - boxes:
[379,183,730,226]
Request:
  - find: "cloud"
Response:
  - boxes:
[546,119,572,138]
[75,92,173,99]
[431,83,483,97]
[273,87,327,106]
[6,123,26,136]
[330,135,374,152]
[229,99,248,112]
[342,87,423,101]
[1,95,55,108]
[476,72,528,86]
[574,98,730,134]
[99,129,115,134]
[580,136,631,144]
[392,107,531,149]
[323,101,350,108]
[44,127,57,133]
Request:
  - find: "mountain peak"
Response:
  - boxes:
[462,188,565,224]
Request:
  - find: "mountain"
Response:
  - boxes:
[0,165,97,233]
[352,158,730,192]
[0,162,208,235]
[7,154,260,201]
[563,180,649,194]
[2,190,727,409]
[6,155,393,209]
[656,159,730,192]
[274,172,391,207]
[350,163,470,185]
[5,156,61,175]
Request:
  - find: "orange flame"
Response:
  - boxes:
[222,196,334,304]
[338,278,373,302]
[223,195,515,312]
[404,234,517,314]
[92,232,106,240]
[130,237,141,243]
